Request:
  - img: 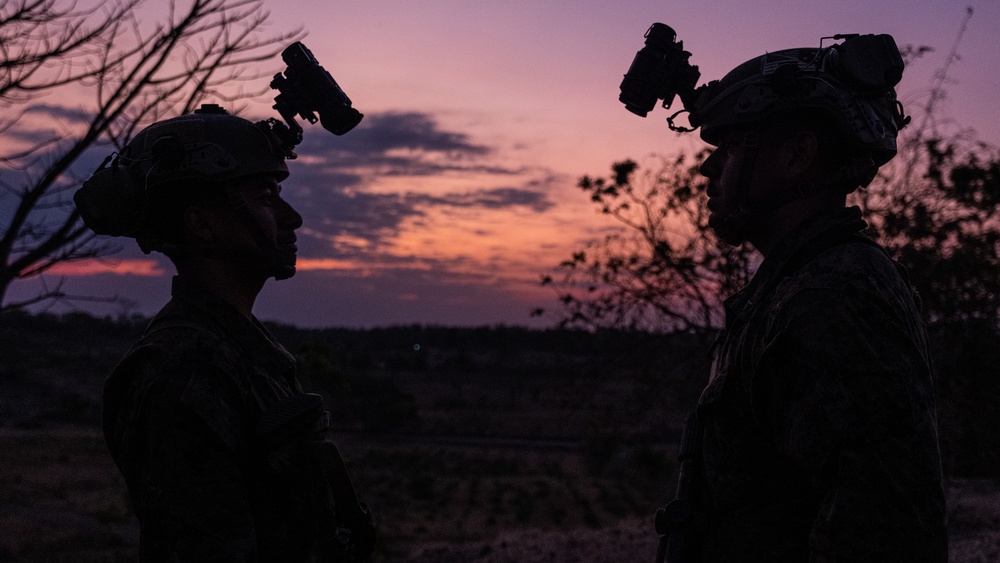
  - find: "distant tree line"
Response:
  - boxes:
[2,310,692,441]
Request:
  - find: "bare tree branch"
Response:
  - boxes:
[538,153,758,334]
[0,0,304,312]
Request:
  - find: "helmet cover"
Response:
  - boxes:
[690,35,908,166]
[75,105,290,247]
[119,104,289,188]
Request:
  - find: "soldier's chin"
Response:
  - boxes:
[268,252,298,281]
[272,264,296,281]
[709,213,747,247]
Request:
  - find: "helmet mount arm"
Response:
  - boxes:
[262,115,303,159]
[666,109,695,133]
[264,42,365,157]
[269,42,363,141]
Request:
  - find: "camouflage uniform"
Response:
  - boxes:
[104,276,315,562]
[696,206,948,562]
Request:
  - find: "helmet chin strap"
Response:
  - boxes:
[710,129,760,246]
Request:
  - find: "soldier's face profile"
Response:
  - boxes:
[188,173,304,280]
[701,129,754,229]
[700,127,796,233]
[238,175,303,245]
[236,174,304,276]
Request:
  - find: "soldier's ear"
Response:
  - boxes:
[782,130,821,179]
[182,205,222,244]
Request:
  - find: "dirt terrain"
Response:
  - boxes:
[1,313,998,561]
[1,425,998,562]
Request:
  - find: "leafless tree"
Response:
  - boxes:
[0,0,302,312]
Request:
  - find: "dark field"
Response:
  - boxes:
[1,312,997,562]
[2,427,998,562]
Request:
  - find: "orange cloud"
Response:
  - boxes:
[47,259,166,277]
[296,258,359,271]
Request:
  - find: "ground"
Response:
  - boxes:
[1,425,997,562]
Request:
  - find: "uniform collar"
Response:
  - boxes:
[164,276,296,378]
[724,206,869,319]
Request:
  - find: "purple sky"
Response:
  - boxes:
[5,0,998,328]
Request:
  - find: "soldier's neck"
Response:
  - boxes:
[179,263,267,320]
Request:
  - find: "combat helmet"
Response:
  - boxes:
[690,34,910,174]
[74,104,293,253]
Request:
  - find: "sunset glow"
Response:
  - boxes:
[46,259,166,277]
[4,0,998,327]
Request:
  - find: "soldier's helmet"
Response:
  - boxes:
[689,35,910,171]
[74,104,290,252]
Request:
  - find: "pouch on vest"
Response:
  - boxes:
[256,393,376,562]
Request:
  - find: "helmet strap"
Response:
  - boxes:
[711,128,761,245]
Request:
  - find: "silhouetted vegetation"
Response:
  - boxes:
[536,153,757,334]
[538,26,1000,476]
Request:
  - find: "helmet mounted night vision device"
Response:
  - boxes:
[269,41,364,150]
[619,24,910,164]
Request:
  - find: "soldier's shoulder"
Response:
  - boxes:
[766,240,925,340]
[108,315,242,400]
[783,239,904,296]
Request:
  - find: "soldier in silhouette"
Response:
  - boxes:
[75,105,373,562]
[646,35,948,561]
